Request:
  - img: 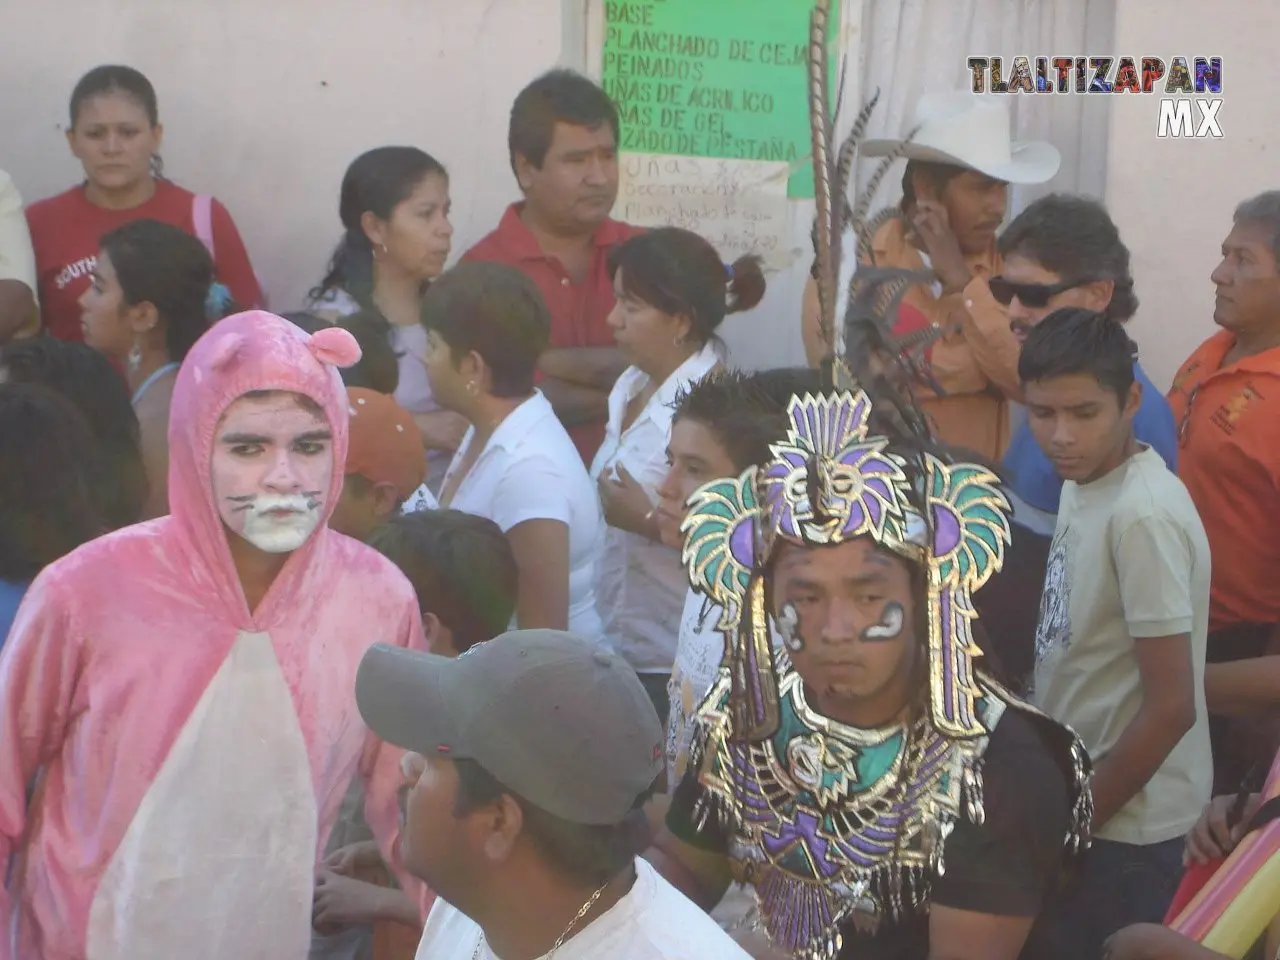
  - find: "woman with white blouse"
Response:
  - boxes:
[422,261,603,637]
[591,227,767,722]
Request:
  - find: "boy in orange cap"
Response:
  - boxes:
[330,387,428,541]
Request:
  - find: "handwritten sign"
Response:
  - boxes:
[614,153,793,270]
[601,0,838,197]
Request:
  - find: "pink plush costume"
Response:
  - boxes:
[0,312,427,959]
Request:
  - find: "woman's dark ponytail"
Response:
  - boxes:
[310,146,447,309]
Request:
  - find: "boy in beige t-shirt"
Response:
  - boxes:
[1018,308,1212,959]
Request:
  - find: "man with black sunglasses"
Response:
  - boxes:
[994,194,1179,521]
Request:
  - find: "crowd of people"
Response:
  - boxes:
[0,18,1278,960]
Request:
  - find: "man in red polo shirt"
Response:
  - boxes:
[462,69,641,463]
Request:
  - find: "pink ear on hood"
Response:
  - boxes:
[207,332,246,373]
[308,327,362,369]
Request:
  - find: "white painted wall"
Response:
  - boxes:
[1,0,570,312]
[3,0,1269,389]
[1106,0,1279,390]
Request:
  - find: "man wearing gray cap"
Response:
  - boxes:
[355,628,751,959]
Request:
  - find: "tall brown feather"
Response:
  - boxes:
[833,87,881,205]
[857,206,904,263]
[850,127,920,231]
[808,0,835,355]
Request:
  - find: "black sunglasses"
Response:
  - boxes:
[988,276,1094,308]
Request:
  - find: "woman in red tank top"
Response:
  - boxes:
[24,65,262,341]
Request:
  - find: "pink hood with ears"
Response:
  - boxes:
[167,310,362,628]
[0,311,430,960]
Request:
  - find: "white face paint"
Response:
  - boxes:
[234,493,323,553]
[211,392,334,556]
[778,601,803,652]
[862,601,905,642]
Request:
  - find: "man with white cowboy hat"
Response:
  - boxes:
[801,90,1060,462]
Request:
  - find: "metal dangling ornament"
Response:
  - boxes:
[127,339,144,375]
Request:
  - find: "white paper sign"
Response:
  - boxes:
[613,153,792,270]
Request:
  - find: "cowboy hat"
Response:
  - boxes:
[860,90,1060,184]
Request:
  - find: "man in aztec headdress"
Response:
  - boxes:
[645,3,1093,958]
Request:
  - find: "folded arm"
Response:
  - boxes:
[538,346,627,392]
[537,377,609,428]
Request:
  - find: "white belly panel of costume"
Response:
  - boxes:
[85,631,319,960]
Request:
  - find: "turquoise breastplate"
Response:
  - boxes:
[689,656,1027,959]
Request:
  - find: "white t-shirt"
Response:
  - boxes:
[0,169,36,296]
[1032,446,1212,845]
[414,859,751,959]
[441,391,604,639]
[401,483,439,513]
[589,343,721,673]
[665,589,783,789]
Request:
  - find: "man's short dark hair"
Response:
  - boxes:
[998,194,1139,322]
[367,510,517,653]
[508,69,620,174]
[0,338,147,530]
[673,367,821,473]
[0,383,103,581]
[1233,190,1280,266]
[452,758,648,886]
[1017,307,1137,403]
[420,262,550,397]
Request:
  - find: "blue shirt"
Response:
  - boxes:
[1003,361,1178,514]
[0,578,30,654]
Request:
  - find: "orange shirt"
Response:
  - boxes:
[868,217,1020,461]
[461,203,642,464]
[1168,329,1280,631]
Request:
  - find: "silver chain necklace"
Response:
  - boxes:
[470,877,612,960]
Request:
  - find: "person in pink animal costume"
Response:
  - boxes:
[0,310,428,959]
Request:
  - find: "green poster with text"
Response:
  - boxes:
[601,0,839,198]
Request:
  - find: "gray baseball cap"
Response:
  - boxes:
[355,629,664,826]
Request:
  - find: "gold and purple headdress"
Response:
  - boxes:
[679,0,1011,744]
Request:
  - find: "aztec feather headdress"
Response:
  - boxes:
[679,0,1012,743]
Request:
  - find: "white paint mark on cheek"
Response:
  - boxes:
[778,602,804,652]
[862,601,905,642]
